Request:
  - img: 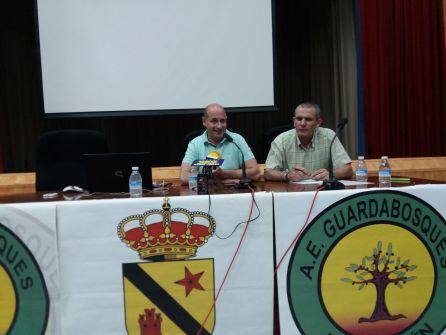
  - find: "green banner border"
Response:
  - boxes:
[0,224,49,335]
[287,190,446,335]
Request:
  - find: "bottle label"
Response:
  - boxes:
[378,170,391,177]
[129,181,142,187]
[356,169,368,176]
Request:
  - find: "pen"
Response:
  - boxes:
[390,177,411,182]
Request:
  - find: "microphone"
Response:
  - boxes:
[322,118,348,190]
[224,132,253,189]
[192,153,226,194]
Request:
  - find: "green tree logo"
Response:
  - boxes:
[341,241,417,323]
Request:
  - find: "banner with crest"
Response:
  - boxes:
[56,192,274,335]
[274,185,446,335]
[0,202,59,335]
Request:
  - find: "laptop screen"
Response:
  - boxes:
[84,152,152,193]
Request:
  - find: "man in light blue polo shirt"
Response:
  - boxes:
[180,103,260,185]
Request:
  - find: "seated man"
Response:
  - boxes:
[180,103,261,185]
[264,102,352,182]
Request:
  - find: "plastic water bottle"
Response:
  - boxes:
[355,156,368,182]
[378,156,391,187]
[129,166,143,197]
[188,166,198,190]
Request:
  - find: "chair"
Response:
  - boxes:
[36,129,109,191]
[262,124,294,162]
[183,130,204,152]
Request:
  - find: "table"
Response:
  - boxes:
[1,178,445,334]
[0,176,440,204]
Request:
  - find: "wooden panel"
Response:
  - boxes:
[0,173,35,186]
[152,166,182,182]
[352,156,446,181]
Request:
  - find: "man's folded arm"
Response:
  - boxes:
[334,163,353,180]
[264,168,285,181]
[213,158,260,181]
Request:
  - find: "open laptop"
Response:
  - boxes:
[84,152,152,193]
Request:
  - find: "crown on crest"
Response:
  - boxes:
[117,198,216,260]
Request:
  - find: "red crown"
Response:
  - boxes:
[117,197,216,260]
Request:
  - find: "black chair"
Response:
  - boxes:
[262,124,294,162]
[36,129,109,191]
[183,130,204,152]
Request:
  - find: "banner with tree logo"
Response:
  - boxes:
[274,185,446,335]
[0,203,59,335]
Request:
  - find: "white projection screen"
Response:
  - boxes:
[35,0,276,117]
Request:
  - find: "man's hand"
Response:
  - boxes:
[311,168,328,181]
[211,167,225,179]
[288,166,310,181]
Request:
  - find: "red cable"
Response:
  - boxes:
[196,186,256,335]
[274,186,324,275]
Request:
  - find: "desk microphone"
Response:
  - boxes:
[322,118,348,190]
[223,132,253,189]
[192,153,227,194]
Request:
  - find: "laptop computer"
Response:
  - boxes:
[84,152,152,193]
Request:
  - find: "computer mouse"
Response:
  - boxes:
[62,185,85,193]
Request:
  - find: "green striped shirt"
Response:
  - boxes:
[265,127,351,173]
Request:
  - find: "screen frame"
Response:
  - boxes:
[33,0,278,119]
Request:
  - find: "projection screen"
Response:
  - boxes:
[35,0,275,117]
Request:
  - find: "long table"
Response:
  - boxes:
[0,181,445,335]
[0,176,441,204]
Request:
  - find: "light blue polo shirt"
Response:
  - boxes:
[182,130,255,169]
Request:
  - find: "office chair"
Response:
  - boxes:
[183,130,204,152]
[262,124,294,162]
[36,129,109,191]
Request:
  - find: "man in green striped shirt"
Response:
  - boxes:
[264,102,352,182]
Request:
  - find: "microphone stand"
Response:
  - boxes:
[321,118,348,191]
[234,147,253,189]
[197,166,212,194]
[224,133,254,189]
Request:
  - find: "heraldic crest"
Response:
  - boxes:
[118,197,216,260]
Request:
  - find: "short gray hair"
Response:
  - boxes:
[295,102,321,119]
